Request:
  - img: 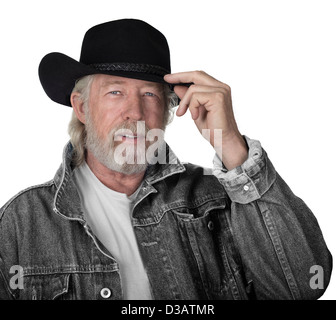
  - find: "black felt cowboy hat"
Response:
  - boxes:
[38,19,175,107]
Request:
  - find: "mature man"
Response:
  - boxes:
[0,19,332,300]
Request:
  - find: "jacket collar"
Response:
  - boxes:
[53,141,186,220]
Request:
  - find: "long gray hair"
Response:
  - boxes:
[68,75,178,167]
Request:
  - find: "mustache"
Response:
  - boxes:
[108,121,151,141]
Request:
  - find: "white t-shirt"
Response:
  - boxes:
[73,162,152,300]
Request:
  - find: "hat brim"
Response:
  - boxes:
[38,52,172,107]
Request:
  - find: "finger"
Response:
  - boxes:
[173,86,188,117]
[193,104,208,129]
[188,91,213,120]
[173,85,188,100]
[164,71,226,88]
[177,84,226,117]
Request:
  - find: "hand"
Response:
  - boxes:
[164,71,248,170]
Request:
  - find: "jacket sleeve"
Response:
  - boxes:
[0,255,14,300]
[0,205,18,300]
[213,136,333,300]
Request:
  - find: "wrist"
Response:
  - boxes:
[216,134,248,170]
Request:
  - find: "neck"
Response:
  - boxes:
[85,150,145,196]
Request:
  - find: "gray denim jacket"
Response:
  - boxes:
[0,137,332,300]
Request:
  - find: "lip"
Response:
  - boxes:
[115,134,146,142]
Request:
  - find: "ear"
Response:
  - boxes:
[71,92,86,124]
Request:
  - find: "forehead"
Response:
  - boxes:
[93,74,163,90]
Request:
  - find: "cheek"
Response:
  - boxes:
[88,113,109,140]
[145,105,165,129]
[90,107,120,136]
[146,114,163,129]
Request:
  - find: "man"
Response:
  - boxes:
[0,19,332,300]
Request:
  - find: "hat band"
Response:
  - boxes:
[89,62,169,77]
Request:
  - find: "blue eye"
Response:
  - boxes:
[144,92,155,97]
[110,91,121,95]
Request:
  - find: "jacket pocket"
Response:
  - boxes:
[22,273,70,300]
[171,204,241,299]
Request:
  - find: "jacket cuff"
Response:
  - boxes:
[213,136,276,204]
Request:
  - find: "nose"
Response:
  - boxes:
[121,93,144,122]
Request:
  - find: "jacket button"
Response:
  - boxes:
[100,288,112,299]
[207,221,214,231]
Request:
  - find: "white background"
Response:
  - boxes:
[0,0,335,299]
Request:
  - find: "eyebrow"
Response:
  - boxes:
[102,80,162,88]
[102,80,125,87]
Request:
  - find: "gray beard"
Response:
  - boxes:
[85,119,158,175]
